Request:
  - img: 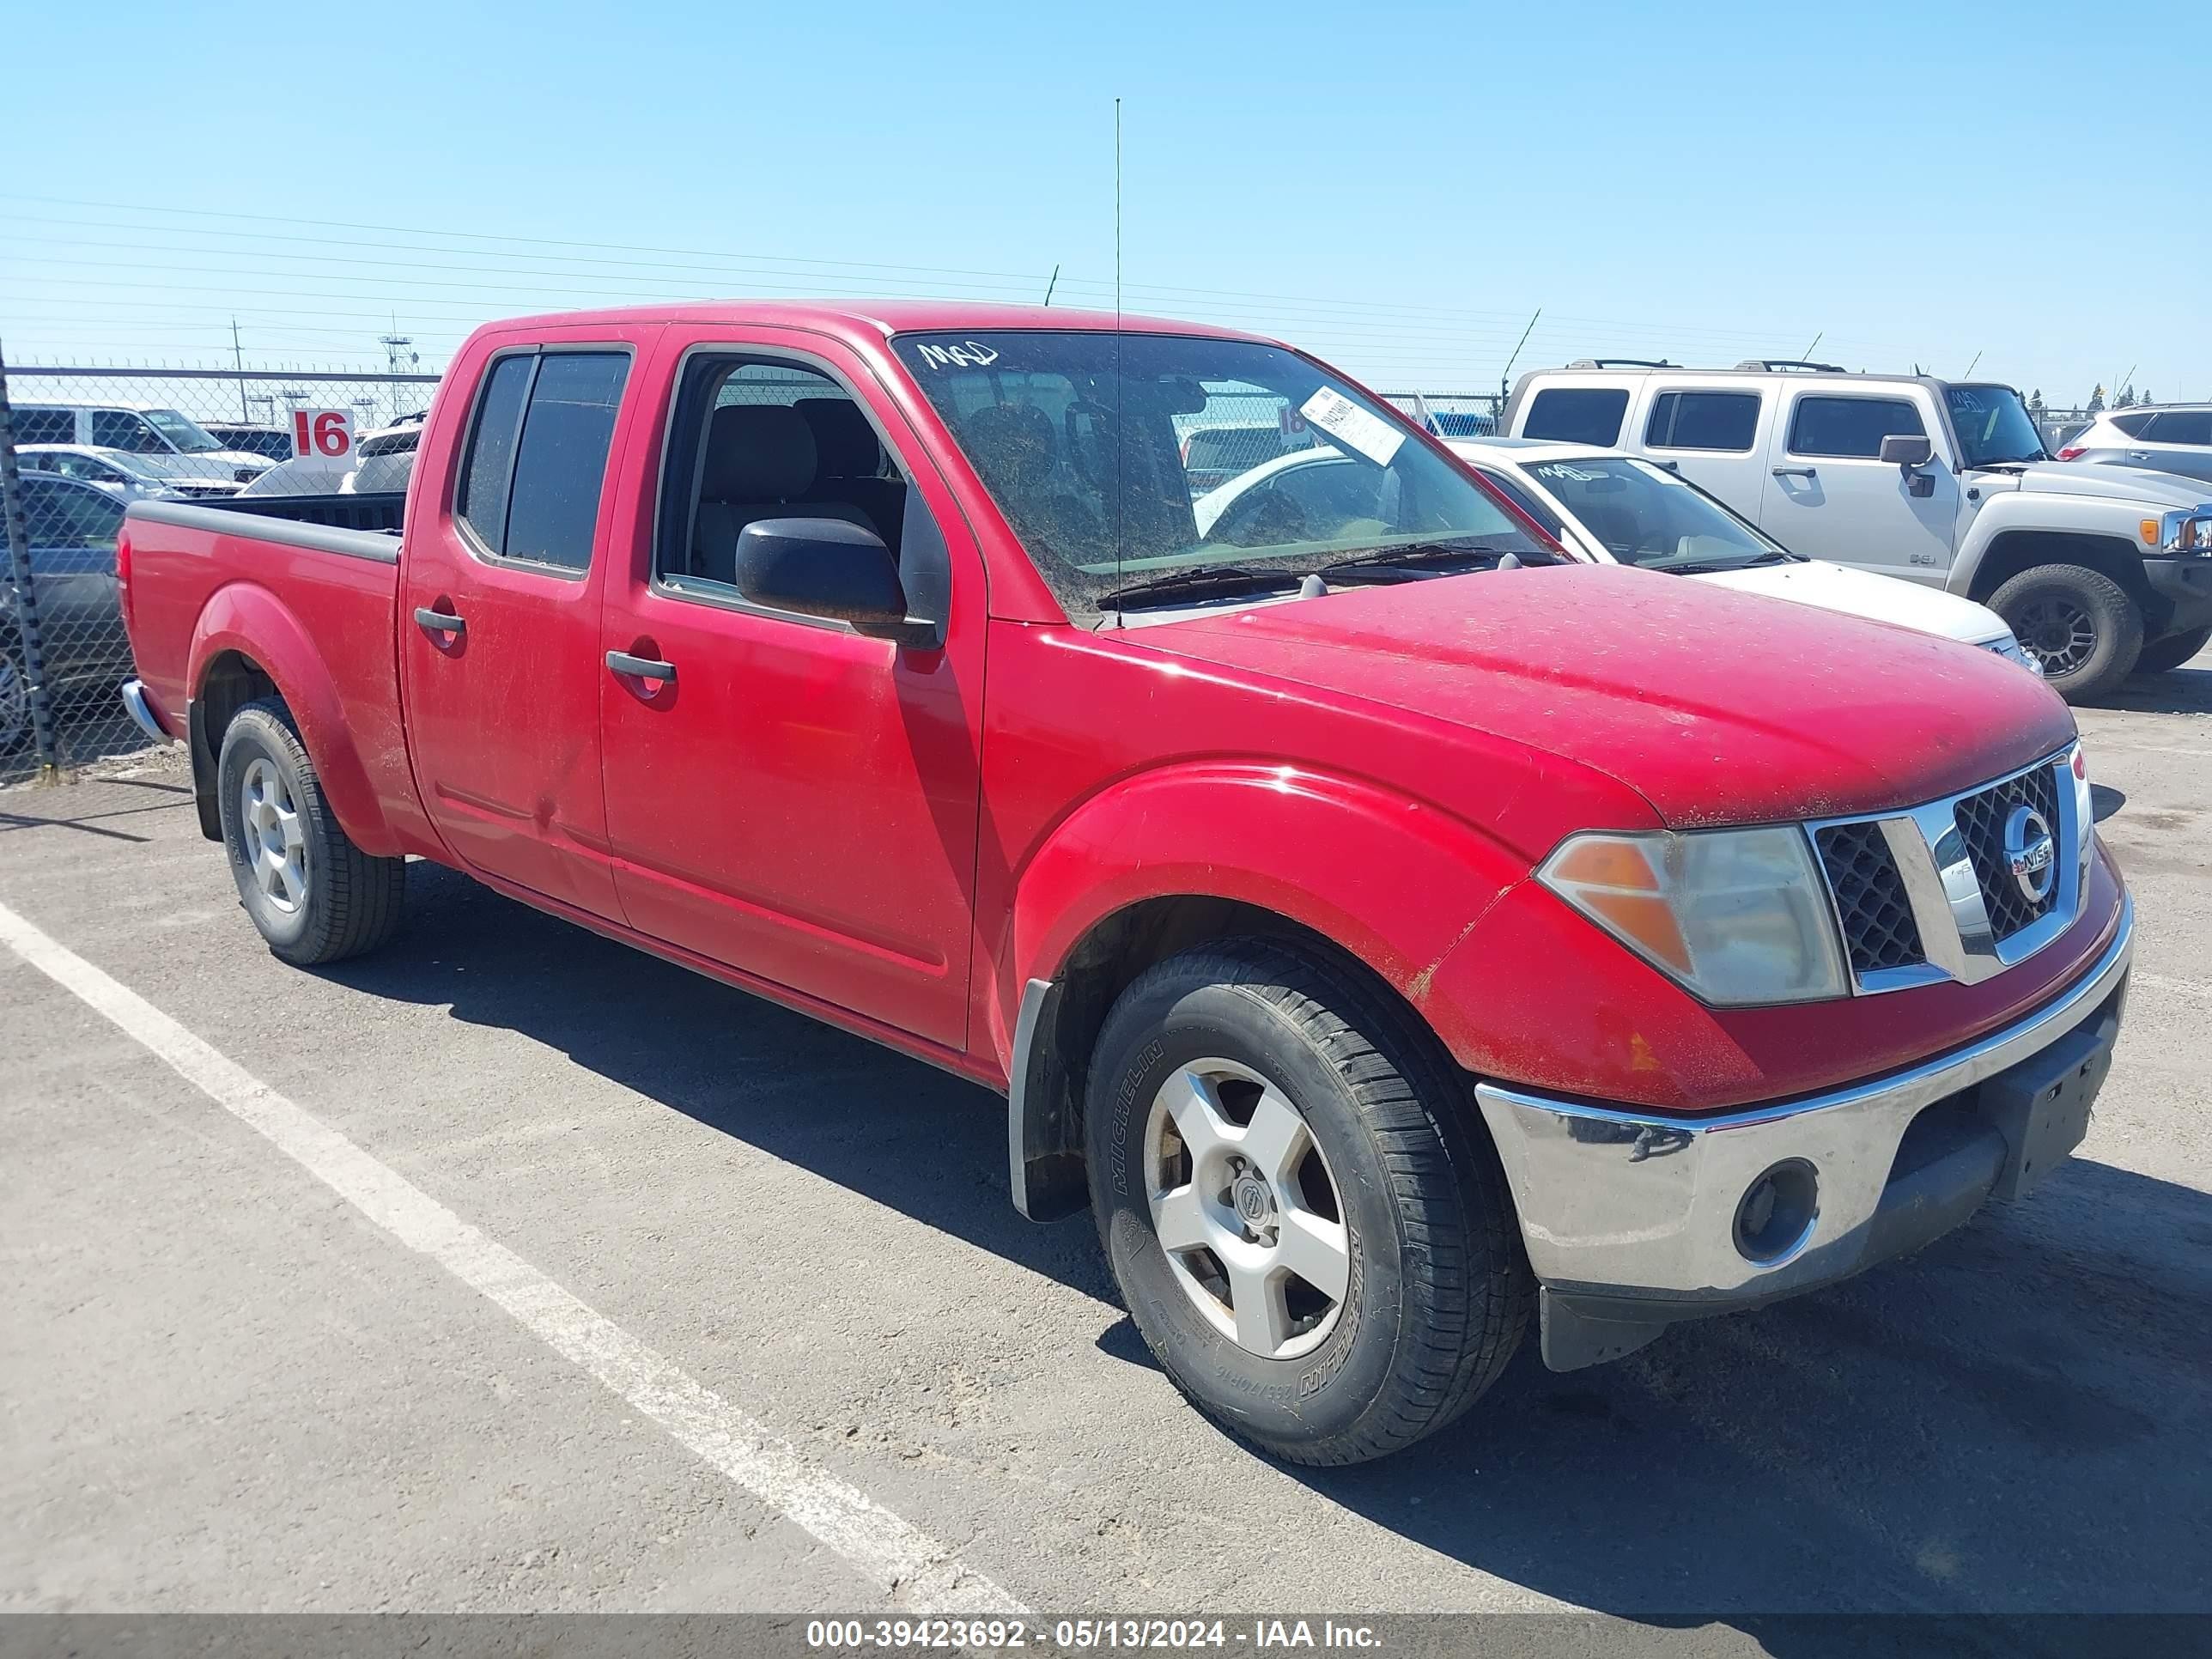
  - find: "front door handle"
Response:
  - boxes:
[2126,451,2153,461]
[1771,466,1818,479]
[606,649,678,682]
[414,606,465,638]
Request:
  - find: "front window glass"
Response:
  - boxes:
[892,331,1540,617]
[90,410,166,453]
[142,409,225,453]
[1787,395,1925,459]
[1943,385,2047,467]
[1522,456,1783,571]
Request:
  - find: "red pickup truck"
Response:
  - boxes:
[117,301,2134,1465]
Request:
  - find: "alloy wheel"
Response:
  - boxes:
[2017,596,2097,678]
[1145,1057,1351,1360]
[240,757,308,914]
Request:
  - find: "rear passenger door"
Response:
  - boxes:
[2139,411,2212,485]
[399,325,658,921]
[1759,387,1958,582]
[1634,385,1771,521]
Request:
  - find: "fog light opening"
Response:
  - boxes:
[1735,1159,1819,1264]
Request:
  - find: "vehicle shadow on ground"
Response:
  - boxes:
[2100,662,2212,716]
[323,865,2212,1627]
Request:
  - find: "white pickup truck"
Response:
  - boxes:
[1502,362,2212,700]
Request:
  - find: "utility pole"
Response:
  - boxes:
[1499,307,1541,410]
[231,319,249,422]
[379,327,417,426]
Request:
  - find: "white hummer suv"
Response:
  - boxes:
[1503,361,2212,699]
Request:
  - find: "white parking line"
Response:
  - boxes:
[0,897,1023,1617]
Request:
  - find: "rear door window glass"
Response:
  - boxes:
[501,353,630,572]
[15,410,76,445]
[2146,411,2212,446]
[455,354,538,556]
[1522,387,1629,446]
[1644,391,1759,452]
[1786,396,1924,459]
[2110,411,2156,438]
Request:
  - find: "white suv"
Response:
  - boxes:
[1503,361,2212,697]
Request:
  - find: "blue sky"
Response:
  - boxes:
[5,0,2206,404]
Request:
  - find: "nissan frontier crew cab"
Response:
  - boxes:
[117,302,2135,1466]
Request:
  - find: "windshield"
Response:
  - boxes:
[1945,385,2047,467]
[1521,455,1784,570]
[143,408,225,453]
[892,331,1542,616]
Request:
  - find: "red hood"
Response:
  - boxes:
[1138,563,2075,828]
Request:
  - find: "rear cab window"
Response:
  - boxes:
[1522,386,1629,446]
[1785,395,1925,459]
[453,349,631,574]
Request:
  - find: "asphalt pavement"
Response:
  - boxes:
[3,661,2209,1638]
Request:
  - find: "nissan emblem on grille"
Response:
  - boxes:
[2006,805,2057,904]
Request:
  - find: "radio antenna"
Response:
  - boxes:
[1114,98,1123,329]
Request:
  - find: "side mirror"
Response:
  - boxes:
[732,518,940,647]
[1880,434,1934,468]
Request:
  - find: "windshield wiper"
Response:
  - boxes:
[1098,565,1304,610]
[1644,549,1799,576]
[1320,541,1526,584]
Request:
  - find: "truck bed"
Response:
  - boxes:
[121,494,422,854]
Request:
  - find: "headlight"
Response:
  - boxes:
[1539,827,1849,1006]
[2153,507,2212,552]
[1984,634,2040,675]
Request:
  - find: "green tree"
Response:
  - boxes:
[2088,385,2106,412]
[2029,387,2046,413]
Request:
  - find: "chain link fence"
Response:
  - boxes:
[0,359,442,786]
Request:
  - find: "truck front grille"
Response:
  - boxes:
[1954,763,2063,941]
[1814,822,1925,975]
[1808,749,2080,995]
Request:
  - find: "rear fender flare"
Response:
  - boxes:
[188,581,398,855]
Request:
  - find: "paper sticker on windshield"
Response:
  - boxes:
[1298,387,1403,467]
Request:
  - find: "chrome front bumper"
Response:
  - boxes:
[1475,896,2133,1369]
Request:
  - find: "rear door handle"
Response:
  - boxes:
[1771,466,1818,479]
[606,650,677,682]
[414,606,465,638]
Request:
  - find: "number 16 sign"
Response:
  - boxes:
[290,408,356,460]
